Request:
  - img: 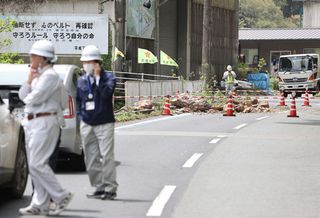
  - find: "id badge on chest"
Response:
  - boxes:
[85,100,95,111]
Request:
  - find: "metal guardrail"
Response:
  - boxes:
[113,71,180,95]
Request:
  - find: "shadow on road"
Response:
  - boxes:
[114,198,151,203]
[0,195,31,218]
[0,196,100,218]
[276,120,320,126]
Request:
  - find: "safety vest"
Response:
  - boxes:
[226,73,234,84]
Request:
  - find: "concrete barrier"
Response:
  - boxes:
[125,80,205,106]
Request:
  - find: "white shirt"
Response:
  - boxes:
[87,73,100,86]
[19,66,66,115]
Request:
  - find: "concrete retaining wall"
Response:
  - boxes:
[125,80,205,106]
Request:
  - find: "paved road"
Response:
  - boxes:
[0,98,319,218]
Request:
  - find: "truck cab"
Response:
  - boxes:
[278,54,320,96]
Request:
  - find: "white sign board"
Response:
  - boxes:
[1,15,108,55]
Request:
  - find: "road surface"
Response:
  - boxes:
[0,98,320,218]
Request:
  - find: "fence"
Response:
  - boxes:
[114,71,180,95]
[124,80,205,106]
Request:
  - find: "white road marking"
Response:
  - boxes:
[256,116,269,121]
[182,153,203,168]
[217,135,227,138]
[115,114,191,130]
[233,123,248,130]
[146,185,176,217]
[209,138,221,144]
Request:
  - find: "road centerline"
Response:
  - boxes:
[209,138,221,144]
[256,116,270,121]
[182,153,204,168]
[146,185,176,217]
[233,123,248,130]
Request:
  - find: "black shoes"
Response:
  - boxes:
[87,191,117,200]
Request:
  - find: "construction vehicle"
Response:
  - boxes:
[278,53,320,97]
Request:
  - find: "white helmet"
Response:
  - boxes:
[29,40,57,63]
[80,45,102,61]
[227,65,232,71]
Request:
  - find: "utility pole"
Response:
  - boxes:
[155,0,160,76]
[202,0,211,86]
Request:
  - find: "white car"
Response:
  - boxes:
[0,64,84,170]
[0,95,28,198]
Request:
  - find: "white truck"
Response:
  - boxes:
[278,54,320,97]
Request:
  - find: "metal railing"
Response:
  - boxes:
[113,71,180,95]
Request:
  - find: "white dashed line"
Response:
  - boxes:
[233,123,248,130]
[209,138,221,144]
[182,153,203,168]
[146,185,176,217]
[256,116,269,121]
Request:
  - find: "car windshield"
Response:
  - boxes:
[279,56,313,72]
[0,86,19,97]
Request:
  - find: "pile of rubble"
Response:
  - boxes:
[171,93,272,114]
[129,93,274,114]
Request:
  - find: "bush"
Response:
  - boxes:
[270,76,279,90]
[0,53,24,64]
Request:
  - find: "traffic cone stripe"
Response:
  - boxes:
[302,90,311,107]
[162,96,173,116]
[287,97,299,118]
[279,92,286,106]
[223,98,236,117]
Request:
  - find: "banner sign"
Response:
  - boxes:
[1,15,108,55]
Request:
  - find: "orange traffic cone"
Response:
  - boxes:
[223,97,236,117]
[302,90,311,107]
[287,97,299,118]
[279,92,286,106]
[162,95,173,116]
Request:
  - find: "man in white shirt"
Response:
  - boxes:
[18,40,72,216]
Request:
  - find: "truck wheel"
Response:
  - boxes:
[8,130,28,199]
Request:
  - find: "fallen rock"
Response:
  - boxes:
[133,100,154,110]
[259,101,270,108]
[251,98,259,105]
[235,104,245,112]
[171,98,191,108]
[243,106,252,113]
[190,99,211,112]
[178,107,192,113]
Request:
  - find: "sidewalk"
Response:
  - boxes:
[173,110,320,218]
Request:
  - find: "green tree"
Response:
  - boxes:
[273,0,303,18]
[0,18,24,64]
[101,24,112,71]
[240,0,294,28]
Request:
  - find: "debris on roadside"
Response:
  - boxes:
[133,100,154,111]
[172,92,275,114]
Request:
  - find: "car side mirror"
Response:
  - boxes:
[8,92,25,113]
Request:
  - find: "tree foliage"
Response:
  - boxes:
[240,0,295,28]
[0,0,45,14]
[0,18,24,64]
[273,0,303,18]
